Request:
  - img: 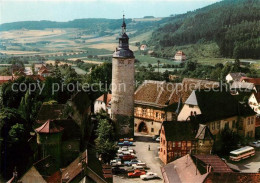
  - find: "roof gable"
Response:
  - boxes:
[96,93,112,105]
[195,124,213,140]
[35,120,64,133]
[20,166,46,183]
[185,90,198,105]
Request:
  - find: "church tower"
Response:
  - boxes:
[111,15,135,138]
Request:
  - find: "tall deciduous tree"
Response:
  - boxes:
[95,118,117,163]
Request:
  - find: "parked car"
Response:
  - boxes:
[128,170,146,178]
[132,162,147,169]
[110,158,122,166]
[112,167,126,174]
[249,141,260,148]
[121,146,128,151]
[119,138,134,142]
[121,155,136,161]
[118,149,134,154]
[124,159,141,166]
[156,137,160,142]
[140,172,159,180]
[118,141,133,146]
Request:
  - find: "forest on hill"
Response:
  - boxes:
[0,18,167,36]
[149,0,260,59]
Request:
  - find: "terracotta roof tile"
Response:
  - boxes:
[161,154,208,183]
[61,150,87,182]
[96,94,112,106]
[134,80,182,108]
[35,120,64,133]
[204,172,260,183]
[175,51,186,56]
[0,76,13,83]
[194,155,232,173]
[135,79,220,109]
[240,77,260,85]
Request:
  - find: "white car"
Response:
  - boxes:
[118,148,134,153]
[132,162,147,169]
[140,172,158,180]
[110,159,122,166]
[156,137,160,142]
[250,141,260,148]
[121,146,128,151]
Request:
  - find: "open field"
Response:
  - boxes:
[1,28,260,72]
[45,60,74,66]
[72,66,87,75]
[67,58,103,65]
[135,54,175,65]
[0,50,40,55]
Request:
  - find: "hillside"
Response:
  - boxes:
[0,18,168,37]
[149,0,260,59]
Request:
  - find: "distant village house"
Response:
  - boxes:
[174,51,186,61]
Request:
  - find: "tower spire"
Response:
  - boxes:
[122,14,126,34]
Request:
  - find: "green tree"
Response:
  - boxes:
[8,123,25,143]
[95,118,117,163]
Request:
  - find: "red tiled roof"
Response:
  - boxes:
[61,150,87,182]
[0,76,13,84]
[194,155,232,173]
[161,154,208,183]
[39,69,50,75]
[134,80,182,108]
[175,51,186,56]
[35,120,64,133]
[240,77,260,85]
[46,171,62,183]
[134,79,220,108]
[96,93,112,105]
[28,75,45,81]
[204,172,260,183]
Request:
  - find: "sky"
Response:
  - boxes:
[0,0,221,24]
